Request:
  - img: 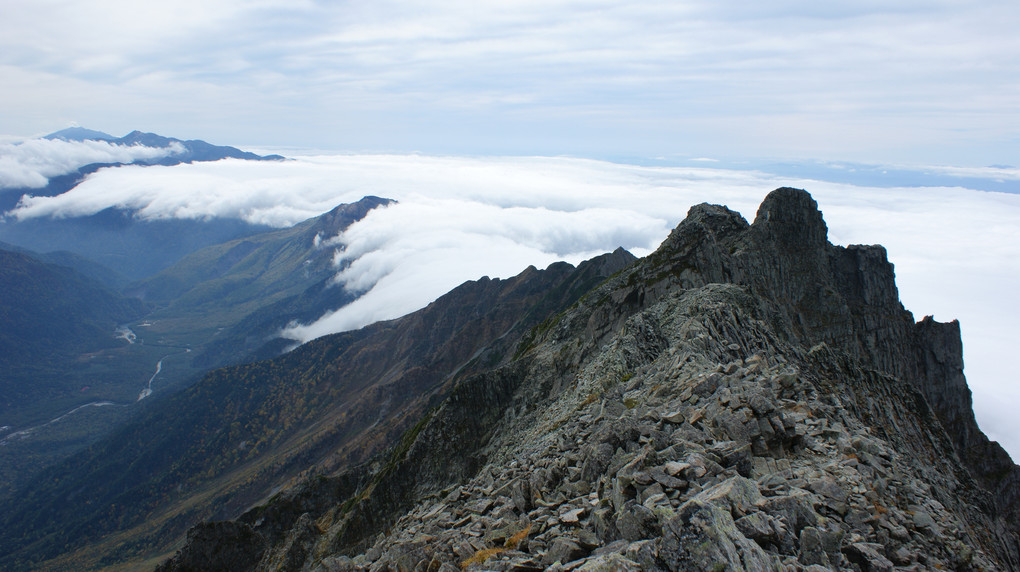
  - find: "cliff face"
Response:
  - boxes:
[160,188,1019,571]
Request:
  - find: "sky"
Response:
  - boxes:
[0,2,1018,456]
[2,0,1019,165]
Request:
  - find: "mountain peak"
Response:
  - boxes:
[118,130,173,147]
[751,186,829,249]
[43,127,115,142]
[316,196,395,236]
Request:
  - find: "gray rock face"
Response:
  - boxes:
[160,188,1020,571]
[155,521,266,572]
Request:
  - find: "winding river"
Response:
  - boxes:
[136,346,190,401]
[1,326,190,446]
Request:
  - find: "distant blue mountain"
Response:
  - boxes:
[1,129,285,212]
[44,127,286,166]
[43,127,116,141]
[0,129,288,279]
[0,240,129,290]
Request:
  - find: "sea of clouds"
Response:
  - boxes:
[0,138,184,189]
[3,151,1019,460]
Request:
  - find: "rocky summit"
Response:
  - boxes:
[159,188,1020,571]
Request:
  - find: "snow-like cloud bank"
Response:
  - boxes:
[286,198,670,338]
[0,138,184,189]
[6,154,1020,459]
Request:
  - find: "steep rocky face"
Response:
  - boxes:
[159,188,1019,571]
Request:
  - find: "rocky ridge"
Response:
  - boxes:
[160,188,1019,571]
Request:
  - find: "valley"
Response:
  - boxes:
[0,172,395,514]
[0,322,204,501]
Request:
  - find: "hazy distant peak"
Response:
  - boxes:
[38,128,284,162]
[43,127,116,142]
[118,130,175,147]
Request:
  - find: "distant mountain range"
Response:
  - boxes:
[2,127,283,212]
[0,128,287,279]
[43,126,285,165]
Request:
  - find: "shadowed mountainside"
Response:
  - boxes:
[0,248,147,421]
[127,196,395,369]
[0,244,635,570]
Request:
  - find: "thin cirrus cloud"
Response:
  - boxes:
[6,153,1018,460]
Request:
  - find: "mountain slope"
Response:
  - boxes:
[0,248,147,419]
[158,188,1019,571]
[126,196,393,365]
[0,240,130,290]
[0,247,635,570]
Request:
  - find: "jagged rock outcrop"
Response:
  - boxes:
[159,188,1019,571]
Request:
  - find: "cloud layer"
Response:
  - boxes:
[0,138,183,189]
[7,153,1016,458]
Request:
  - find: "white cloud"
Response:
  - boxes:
[0,138,184,189]
[4,152,1019,460]
[282,198,668,341]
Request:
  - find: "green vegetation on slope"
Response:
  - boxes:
[0,248,147,421]
[0,249,634,571]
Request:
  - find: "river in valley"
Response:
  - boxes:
[1,326,190,446]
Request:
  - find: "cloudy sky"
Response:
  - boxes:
[2,0,1019,165]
